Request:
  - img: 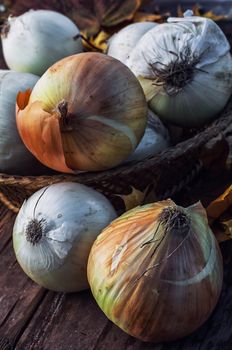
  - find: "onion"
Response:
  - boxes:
[16,52,147,173]
[88,200,223,342]
[127,15,232,128]
[0,70,50,175]
[107,22,157,65]
[125,109,170,163]
[13,182,117,292]
[1,10,82,76]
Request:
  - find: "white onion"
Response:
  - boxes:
[126,16,232,127]
[107,22,157,65]
[13,182,117,292]
[0,70,50,175]
[125,109,170,163]
[1,10,82,76]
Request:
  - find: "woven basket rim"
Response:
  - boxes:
[0,104,232,187]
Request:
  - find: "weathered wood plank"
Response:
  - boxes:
[0,206,46,350]
[17,291,109,350]
[0,171,231,350]
[14,169,232,350]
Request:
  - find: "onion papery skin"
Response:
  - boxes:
[13,182,117,292]
[0,70,51,175]
[16,52,147,173]
[87,200,223,342]
[1,10,82,76]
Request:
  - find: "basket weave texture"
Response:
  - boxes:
[0,100,232,214]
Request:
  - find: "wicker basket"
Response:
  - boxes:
[0,100,231,214]
[0,1,232,214]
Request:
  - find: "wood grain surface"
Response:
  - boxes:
[0,2,232,348]
[0,169,231,350]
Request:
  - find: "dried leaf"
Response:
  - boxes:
[12,0,142,37]
[133,11,167,23]
[177,5,184,18]
[212,224,232,243]
[203,10,227,21]
[116,187,147,211]
[207,184,232,222]
[192,5,204,17]
[81,30,110,52]
[222,219,232,235]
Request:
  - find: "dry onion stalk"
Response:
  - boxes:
[88,199,223,342]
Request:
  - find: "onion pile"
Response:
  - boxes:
[0,8,226,344]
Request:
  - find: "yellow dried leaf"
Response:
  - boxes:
[206,184,232,222]
[222,219,232,235]
[203,11,227,21]
[193,5,202,17]
[81,30,110,52]
[116,187,147,211]
[133,11,167,23]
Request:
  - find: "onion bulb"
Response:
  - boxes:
[126,15,232,128]
[0,70,50,175]
[1,10,82,76]
[107,22,157,65]
[88,199,223,342]
[125,109,170,163]
[16,52,147,173]
[13,182,117,292]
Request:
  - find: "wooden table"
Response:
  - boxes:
[0,2,232,347]
[0,169,231,350]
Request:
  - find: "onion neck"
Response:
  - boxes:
[151,48,200,96]
[159,206,190,236]
[58,100,75,131]
[25,218,44,245]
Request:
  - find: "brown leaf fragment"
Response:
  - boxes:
[222,219,232,235]
[115,186,148,211]
[207,184,232,222]
[11,0,142,37]
[212,223,232,243]
[133,11,168,23]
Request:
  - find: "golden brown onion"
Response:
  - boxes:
[87,199,223,342]
[16,53,147,173]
